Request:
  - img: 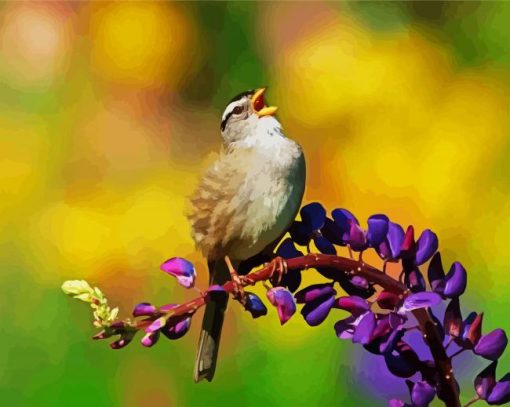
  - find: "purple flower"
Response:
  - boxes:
[377,290,400,310]
[110,332,136,349]
[407,380,435,407]
[400,226,416,258]
[141,331,160,347]
[133,302,157,317]
[146,317,166,333]
[427,252,445,294]
[387,222,405,259]
[444,297,462,337]
[160,257,196,289]
[443,261,467,298]
[475,329,508,361]
[400,292,441,312]
[475,361,498,400]
[162,315,192,340]
[352,311,376,345]
[384,341,421,378]
[403,267,426,293]
[332,208,359,236]
[289,203,338,255]
[487,373,510,405]
[367,214,389,248]
[266,287,296,325]
[335,296,370,317]
[334,315,359,340]
[296,284,336,327]
[295,283,335,303]
[244,292,268,319]
[415,229,438,266]
[350,275,369,289]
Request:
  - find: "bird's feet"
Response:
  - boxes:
[267,256,288,286]
[224,256,247,305]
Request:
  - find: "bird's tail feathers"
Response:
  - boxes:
[194,260,231,382]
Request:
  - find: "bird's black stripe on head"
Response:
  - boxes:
[220,89,255,131]
[220,111,234,131]
[228,89,255,105]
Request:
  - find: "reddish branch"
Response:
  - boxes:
[131,254,460,407]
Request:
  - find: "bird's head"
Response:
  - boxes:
[220,88,280,145]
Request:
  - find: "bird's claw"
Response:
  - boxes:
[268,256,288,286]
[225,256,247,305]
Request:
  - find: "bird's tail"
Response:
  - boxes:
[194,260,231,382]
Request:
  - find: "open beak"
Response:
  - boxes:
[251,87,278,117]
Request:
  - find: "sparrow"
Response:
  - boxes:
[188,87,306,382]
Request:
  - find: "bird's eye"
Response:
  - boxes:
[232,105,243,115]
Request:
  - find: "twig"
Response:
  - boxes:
[122,254,459,407]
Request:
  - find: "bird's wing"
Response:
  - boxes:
[188,148,254,260]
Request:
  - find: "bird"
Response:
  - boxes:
[188,87,306,382]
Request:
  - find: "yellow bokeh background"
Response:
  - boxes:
[1,2,509,406]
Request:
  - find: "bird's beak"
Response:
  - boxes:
[251,87,278,117]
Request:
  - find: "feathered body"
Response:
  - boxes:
[188,90,305,382]
[189,116,305,262]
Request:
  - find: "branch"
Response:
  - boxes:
[137,254,460,407]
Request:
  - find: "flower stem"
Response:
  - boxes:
[119,254,460,406]
[463,395,480,407]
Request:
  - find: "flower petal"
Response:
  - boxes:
[348,221,367,251]
[145,317,166,333]
[410,380,435,407]
[444,297,462,337]
[133,302,157,317]
[404,268,426,293]
[301,295,336,326]
[487,373,510,405]
[443,262,467,298]
[336,272,375,298]
[295,283,335,303]
[162,316,192,340]
[401,292,442,312]
[387,222,405,258]
[334,316,357,340]
[276,238,303,259]
[160,257,196,289]
[427,252,445,294]
[367,214,389,248]
[353,311,376,345]
[384,341,421,378]
[321,217,345,245]
[288,221,311,245]
[350,275,369,289]
[415,229,439,266]
[332,208,359,232]
[377,290,401,310]
[244,292,268,319]
[141,331,160,347]
[475,360,498,400]
[335,296,370,317]
[110,330,136,349]
[314,235,337,255]
[475,329,508,361]
[400,226,416,257]
[266,287,296,325]
[466,313,484,346]
[300,202,326,230]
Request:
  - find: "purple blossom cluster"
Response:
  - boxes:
[88,203,510,406]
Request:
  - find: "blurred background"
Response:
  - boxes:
[1,1,510,406]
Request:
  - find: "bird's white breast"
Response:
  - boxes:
[226,124,306,260]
